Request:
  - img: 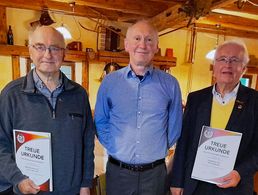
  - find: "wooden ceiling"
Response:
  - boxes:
[1,0,258,38]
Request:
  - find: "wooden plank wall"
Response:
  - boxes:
[0,6,7,44]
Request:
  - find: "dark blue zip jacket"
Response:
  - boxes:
[0,70,95,195]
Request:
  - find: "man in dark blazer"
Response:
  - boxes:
[170,40,258,195]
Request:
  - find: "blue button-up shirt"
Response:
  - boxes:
[95,65,183,164]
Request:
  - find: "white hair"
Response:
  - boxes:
[214,39,249,66]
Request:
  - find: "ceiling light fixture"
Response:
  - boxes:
[56,23,72,39]
[206,49,216,60]
[205,24,221,60]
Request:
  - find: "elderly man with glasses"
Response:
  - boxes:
[0,26,95,195]
[170,40,258,195]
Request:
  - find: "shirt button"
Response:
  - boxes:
[139,97,142,100]
[136,141,140,144]
[136,155,139,158]
[138,111,141,115]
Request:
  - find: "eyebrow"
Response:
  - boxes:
[217,55,239,58]
[33,43,63,48]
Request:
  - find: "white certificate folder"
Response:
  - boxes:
[191,126,242,184]
[13,129,53,191]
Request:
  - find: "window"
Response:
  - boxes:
[26,59,75,81]
[240,74,252,87]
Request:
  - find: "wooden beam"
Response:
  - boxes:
[0,0,117,20]
[209,0,237,9]
[0,45,29,56]
[82,59,89,92]
[0,6,7,44]
[74,0,170,16]
[222,1,258,15]
[194,23,258,39]
[150,4,191,32]
[0,0,168,21]
[12,55,20,79]
[95,50,176,67]
[199,13,258,31]
[0,44,88,61]
[151,0,237,31]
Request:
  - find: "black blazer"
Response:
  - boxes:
[170,84,258,195]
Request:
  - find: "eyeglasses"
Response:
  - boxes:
[30,44,65,54]
[215,57,243,66]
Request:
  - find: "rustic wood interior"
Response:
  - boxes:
[0,0,258,38]
[0,0,258,194]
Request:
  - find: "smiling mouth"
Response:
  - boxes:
[222,71,233,75]
[136,50,148,54]
[42,61,54,64]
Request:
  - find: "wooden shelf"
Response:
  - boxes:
[93,50,177,68]
[0,44,87,62]
[0,44,89,90]
[0,45,177,68]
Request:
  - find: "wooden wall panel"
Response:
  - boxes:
[82,59,89,92]
[0,6,7,44]
[12,55,20,79]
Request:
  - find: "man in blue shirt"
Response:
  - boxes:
[95,19,183,195]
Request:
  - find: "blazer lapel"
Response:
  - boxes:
[226,84,247,130]
[195,87,213,139]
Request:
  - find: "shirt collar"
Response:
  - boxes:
[125,64,153,79]
[212,83,240,105]
[33,69,63,90]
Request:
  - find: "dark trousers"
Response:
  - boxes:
[0,187,14,195]
[106,160,167,195]
[193,181,254,195]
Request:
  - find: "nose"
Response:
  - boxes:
[224,61,233,68]
[139,39,147,48]
[43,48,53,57]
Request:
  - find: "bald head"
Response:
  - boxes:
[126,19,158,41]
[29,26,65,48]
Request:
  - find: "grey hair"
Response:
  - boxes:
[126,19,159,41]
[28,25,65,48]
[214,39,250,66]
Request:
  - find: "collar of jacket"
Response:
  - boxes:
[21,70,78,94]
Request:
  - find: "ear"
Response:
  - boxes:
[155,45,159,54]
[242,65,247,74]
[124,38,129,52]
[28,47,34,61]
[154,42,159,54]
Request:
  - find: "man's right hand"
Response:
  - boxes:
[18,178,40,194]
[170,187,183,195]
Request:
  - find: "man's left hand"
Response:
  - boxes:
[217,170,241,188]
[80,187,90,195]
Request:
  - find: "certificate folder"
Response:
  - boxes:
[13,129,53,191]
[191,126,242,184]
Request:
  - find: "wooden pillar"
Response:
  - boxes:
[26,57,32,73]
[0,6,7,44]
[82,55,89,92]
[12,55,20,79]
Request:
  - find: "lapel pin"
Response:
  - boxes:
[236,100,244,110]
